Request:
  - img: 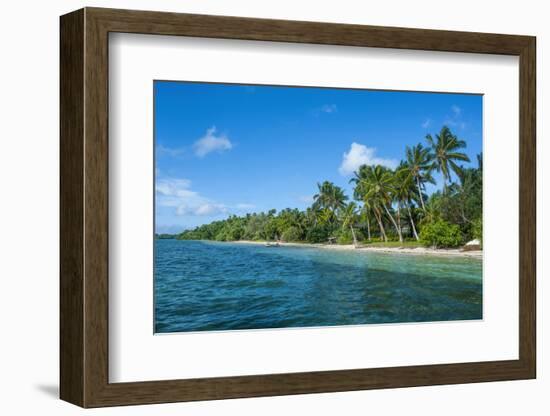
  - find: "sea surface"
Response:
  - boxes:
[154,240,482,333]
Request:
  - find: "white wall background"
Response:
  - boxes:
[0,0,545,414]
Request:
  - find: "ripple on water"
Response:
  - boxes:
[154,240,482,333]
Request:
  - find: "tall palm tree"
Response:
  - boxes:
[370,166,403,243]
[350,165,387,241]
[360,201,373,242]
[426,126,470,191]
[340,202,359,247]
[351,165,402,243]
[395,164,420,241]
[403,143,435,210]
[351,166,372,242]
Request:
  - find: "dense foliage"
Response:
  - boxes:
[419,219,463,248]
[177,126,482,249]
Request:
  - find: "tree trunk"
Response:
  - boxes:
[349,225,358,248]
[383,205,403,243]
[366,215,371,241]
[396,203,402,237]
[416,176,426,211]
[407,204,420,241]
[443,177,451,195]
[374,209,388,242]
[459,201,469,224]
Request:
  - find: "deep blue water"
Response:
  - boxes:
[154,240,482,333]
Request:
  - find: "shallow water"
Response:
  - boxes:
[154,240,482,333]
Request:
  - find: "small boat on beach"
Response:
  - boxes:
[265,242,280,247]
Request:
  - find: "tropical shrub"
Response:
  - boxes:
[419,219,462,248]
[472,217,482,243]
[305,225,330,244]
[335,228,353,245]
[281,226,303,242]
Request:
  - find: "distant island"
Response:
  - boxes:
[155,233,178,240]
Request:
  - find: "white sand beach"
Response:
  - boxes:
[231,240,483,259]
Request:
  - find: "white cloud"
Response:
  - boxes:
[155,178,201,212]
[193,127,232,157]
[321,104,337,113]
[421,118,432,128]
[157,144,185,157]
[444,105,466,130]
[338,142,398,176]
[155,178,192,197]
[177,203,228,217]
[312,104,338,117]
[156,177,254,217]
[298,195,314,203]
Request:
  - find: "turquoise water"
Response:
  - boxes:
[154,240,482,333]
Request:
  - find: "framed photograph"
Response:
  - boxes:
[60,7,536,408]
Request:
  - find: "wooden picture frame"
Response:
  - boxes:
[60,7,536,408]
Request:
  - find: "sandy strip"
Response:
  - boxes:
[231,240,482,259]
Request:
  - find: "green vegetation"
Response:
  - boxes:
[156,233,177,239]
[419,219,463,248]
[177,126,482,249]
[472,217,483,246]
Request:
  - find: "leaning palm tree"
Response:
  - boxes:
[350,165,387,241]
[372,166,403,243]
[352,165,402,243]
[339,202,359,247]
[426,126,470,192]
[403,143,435,210]
[360,201,373,242]
[395,165,420,241]
[351,166,373,241]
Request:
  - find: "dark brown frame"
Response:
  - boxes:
[60,7,536,408]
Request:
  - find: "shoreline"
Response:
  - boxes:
[228,240,483,259]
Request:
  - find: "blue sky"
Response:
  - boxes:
[154,81,482,233]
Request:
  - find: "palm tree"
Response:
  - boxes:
[403,143,435,210]
[305,206,320,227]
[351,166,372,242]
[350,165,386,241]
[395,164,420,241]
[340,202,359,247]
[278,208,306,236]
[351,165,402,243]
[317,207,335,225]
[426,126,470,191]
[312,181,348,214]
[452,154,483,225]
[371,166,403,243]
[475,152,483,172]
[360,201,373,242]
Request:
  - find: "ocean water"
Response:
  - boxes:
[154,240,482,333]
